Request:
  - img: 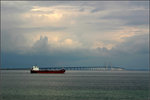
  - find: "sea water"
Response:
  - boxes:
[0,70,149,100]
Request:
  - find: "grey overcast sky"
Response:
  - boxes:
[1,1,149,69]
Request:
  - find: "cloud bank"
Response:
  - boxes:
[1,1,149,69]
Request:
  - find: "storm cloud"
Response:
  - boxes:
[1,1,149,69]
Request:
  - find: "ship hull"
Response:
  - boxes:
[30,69,65,74]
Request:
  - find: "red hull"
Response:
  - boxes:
[31,69,65,74]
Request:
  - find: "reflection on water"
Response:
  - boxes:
[0,70,149,100]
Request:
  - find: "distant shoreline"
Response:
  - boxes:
[0,68,149,71]
[0,68,30,70]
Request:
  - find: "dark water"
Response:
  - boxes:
[0,70,149,100]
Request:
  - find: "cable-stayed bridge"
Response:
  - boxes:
[41,66,125,71]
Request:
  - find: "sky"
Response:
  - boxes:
[1,1,149,69]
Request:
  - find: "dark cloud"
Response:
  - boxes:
[2,34,149,69]
[94,34,149,69]
[22,26,67,32]
[1,32,29,53]
[91,8,101,13]
[112,34,149,55]
[128,1,149,9]
[31,36,50,54]
[1,1,149,69]
[1,48,97,68]
[101,9,148,26]
[1,2,31,13]
[2,42,148,69]
[2,26,67,35]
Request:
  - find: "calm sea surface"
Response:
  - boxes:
[0,70,149,100]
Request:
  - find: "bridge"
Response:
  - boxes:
[40,66,124,71]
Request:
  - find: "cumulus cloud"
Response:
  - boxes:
[112,34,149,55]
[1,1,149,69]
[31,36,50,54]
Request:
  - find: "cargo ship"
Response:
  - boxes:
[30,66,65,74]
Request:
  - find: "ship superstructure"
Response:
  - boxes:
[30,66,65,74]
